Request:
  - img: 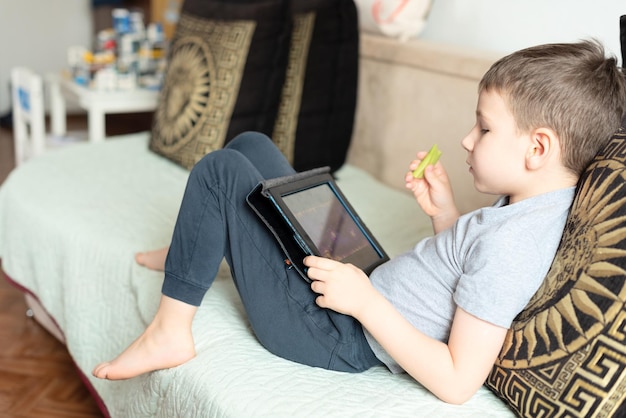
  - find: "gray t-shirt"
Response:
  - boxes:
[364,187,575,373]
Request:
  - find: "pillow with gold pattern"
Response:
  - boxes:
[271,0,359,172]
[485,128,626,417]
[149,0,291,169]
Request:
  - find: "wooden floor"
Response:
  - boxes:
[0,111,152,418]
[0,270,105,418]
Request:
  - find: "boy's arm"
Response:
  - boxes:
[356,293,506,404]
[305,256,507,404]
[405,155,460,233]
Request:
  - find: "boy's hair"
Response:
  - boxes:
[479,40,626,176]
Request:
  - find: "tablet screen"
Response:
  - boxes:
[282,183,382,268]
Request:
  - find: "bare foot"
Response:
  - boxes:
[135,247,169,271]
[92,296,197,380]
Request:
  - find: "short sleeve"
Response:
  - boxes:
[453,227,547,328]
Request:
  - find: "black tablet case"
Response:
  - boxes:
[246,166,388,282]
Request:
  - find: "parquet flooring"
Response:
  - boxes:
[0,269,104,418]
[0,111,153,417]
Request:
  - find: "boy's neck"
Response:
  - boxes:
[509,168,578,204]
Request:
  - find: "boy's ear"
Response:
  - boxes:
[526,128,559,170]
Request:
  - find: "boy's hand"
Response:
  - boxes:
[304,256,376,318]
[405,151,460,233]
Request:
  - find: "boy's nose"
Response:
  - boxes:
[461,131,473,152]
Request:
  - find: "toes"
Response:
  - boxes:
[92,363,110,379]
[135,253,146,266]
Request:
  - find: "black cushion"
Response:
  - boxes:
[620,15,626,66]
[149,0,359,173]
[149,0,291,169]
[485,128,626,417]
[272,0,359,172]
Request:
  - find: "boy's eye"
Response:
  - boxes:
[480,128,489,135]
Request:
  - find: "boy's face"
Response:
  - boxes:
[461,90,532,201]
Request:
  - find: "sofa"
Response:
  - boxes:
[0,32,524,417]
[8,11,626,412]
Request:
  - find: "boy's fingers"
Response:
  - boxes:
[303,255,317,267]
[423,164,443,185]
[304,256,335,271]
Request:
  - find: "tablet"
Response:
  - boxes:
[248,169,388,280]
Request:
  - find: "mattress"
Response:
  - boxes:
[0,133,514,417]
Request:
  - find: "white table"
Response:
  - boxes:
[48,75,160,143]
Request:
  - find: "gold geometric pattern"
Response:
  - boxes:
[272,12,315,165]
[486,129,626,417]
[150,13,255,169]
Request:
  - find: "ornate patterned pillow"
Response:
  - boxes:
[272,0,359,172]
[149,0,359,173]
[149,0,291,169]
[485,128,626,417]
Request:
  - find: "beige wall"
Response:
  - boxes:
[348,34,502,214]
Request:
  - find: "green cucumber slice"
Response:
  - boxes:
[412,144,442,179]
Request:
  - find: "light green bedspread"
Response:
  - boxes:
[0,133,514,417]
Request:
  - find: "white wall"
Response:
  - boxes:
[0,0,92,114]
[1,1,624,115]
[421,0,624,61]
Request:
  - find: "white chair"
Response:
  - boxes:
[11,67,88,167]
[11,67,46,166]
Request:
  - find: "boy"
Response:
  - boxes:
[93,40,626,404]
